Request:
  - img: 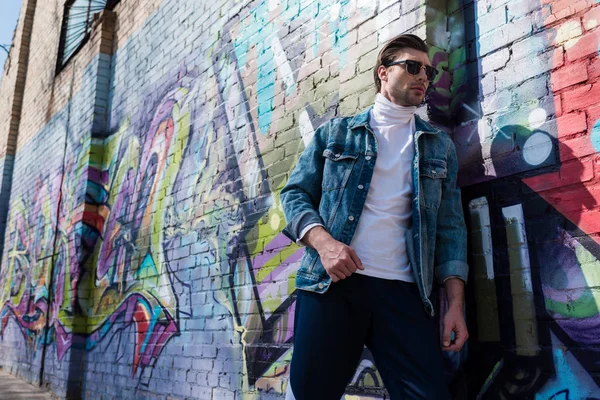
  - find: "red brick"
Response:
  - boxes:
[543,172,599,209]
[573,0,596,14]
[539,183,598,213]
[560,159,595,185]
[578,208,600,236]
[551,61,589,91]
[555,94,563,116]
[588,55,600,79]
[553,46,565,68]
[566,30,600,61]
[559,134,598,161]
[586,103,600,132]
[523,159,594,191]
[583,5,600,31]
[556,112,588,138]
[561,82,600,112]
[548,0,572,15]
[594,156,600,174]
[548,0,592,20]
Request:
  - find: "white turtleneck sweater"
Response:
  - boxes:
[350,94,415,281]
[299,94,416,282]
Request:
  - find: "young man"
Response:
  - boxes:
[281,34,468,399]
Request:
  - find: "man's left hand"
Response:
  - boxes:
[441,305,468,352]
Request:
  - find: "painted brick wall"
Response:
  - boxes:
[0,0,599,399]
[454,0,600,397]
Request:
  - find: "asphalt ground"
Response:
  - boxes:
[0,370,53,399]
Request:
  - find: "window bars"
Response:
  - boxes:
[57,0,119,70]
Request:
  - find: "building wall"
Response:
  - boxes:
[455,1,600,398]
[0,0,598,399]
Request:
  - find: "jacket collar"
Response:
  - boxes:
[348,106,441,135]
[348,107,372,129]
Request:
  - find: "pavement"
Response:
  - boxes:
[0,370,53,399]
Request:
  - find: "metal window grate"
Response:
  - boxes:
[57,0,119,70]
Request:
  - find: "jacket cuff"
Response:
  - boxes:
[296,223,325,247]
[435,260,469,284]
[282,209,325,243]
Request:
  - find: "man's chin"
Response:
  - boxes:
[408,96,424,107]
[392,94,424,107]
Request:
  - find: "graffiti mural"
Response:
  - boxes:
[82,78,195,378]
[1,0,600,398]
[450,0,600,399]
[0,119,89,372]
[1,0,389,395]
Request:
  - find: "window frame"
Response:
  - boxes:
[55,0,120,73]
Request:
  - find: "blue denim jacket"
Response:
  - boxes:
[280,107,468,316]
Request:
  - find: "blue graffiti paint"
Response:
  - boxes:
[139,304,162,355]
[234,0,276,135]
[137,253,158,279]
[297,0,350,67]
[591,119,600,152]
[534,334,600,399]
[233,0,354,135]
[330,0,350,68]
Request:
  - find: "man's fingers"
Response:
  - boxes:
[323,242,364,281]
[443,342,462,352]
[442,316,469,352]
[348,247,364,270]
[328,269,341,282]
[327,259,350,278]
[345,259,357,273]
[339,257,356,275]
[454,326,469,348]
[442,322,453,348]
[444,332,467,352]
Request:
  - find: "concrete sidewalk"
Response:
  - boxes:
[0,370,52,399]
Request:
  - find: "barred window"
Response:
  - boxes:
[57,0,119,70]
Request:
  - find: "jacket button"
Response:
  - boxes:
[365,156,372,161]
[358,185,364,190]
[335,153,341,158]
[318,283,324,289]
[348,216,354,221]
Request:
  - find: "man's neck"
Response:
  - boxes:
[371,93,416,125]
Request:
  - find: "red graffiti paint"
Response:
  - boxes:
[132,302,150,376]
[524,3,600,244]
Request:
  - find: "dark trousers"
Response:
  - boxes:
[289,273,450,400]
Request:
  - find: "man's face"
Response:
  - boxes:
[378,47,431,107]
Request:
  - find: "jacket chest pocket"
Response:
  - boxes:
[420,159,447,211]
[322,146,359,191]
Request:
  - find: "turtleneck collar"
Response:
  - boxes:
[371,93,417,125]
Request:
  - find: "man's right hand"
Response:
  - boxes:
[302,226,364,282]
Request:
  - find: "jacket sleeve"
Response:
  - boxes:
[280,123,328,242]
[434,138,469,284]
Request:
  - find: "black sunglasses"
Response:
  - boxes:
[385,60,438,81]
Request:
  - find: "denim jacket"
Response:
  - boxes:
[280,107,468,316]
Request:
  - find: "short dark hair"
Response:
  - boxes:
[373,34,429,92]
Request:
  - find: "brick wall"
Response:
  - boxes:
[0,0,599,398]
[454,0,600,397]
[0,0,36,278]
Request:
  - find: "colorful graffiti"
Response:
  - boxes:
[1,0,388,394]
[0,120,89,365]
[2,0,600,398]
[449,0,600,399]
[81,78,195,377]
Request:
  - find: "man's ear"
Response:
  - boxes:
[377,65,388,83]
